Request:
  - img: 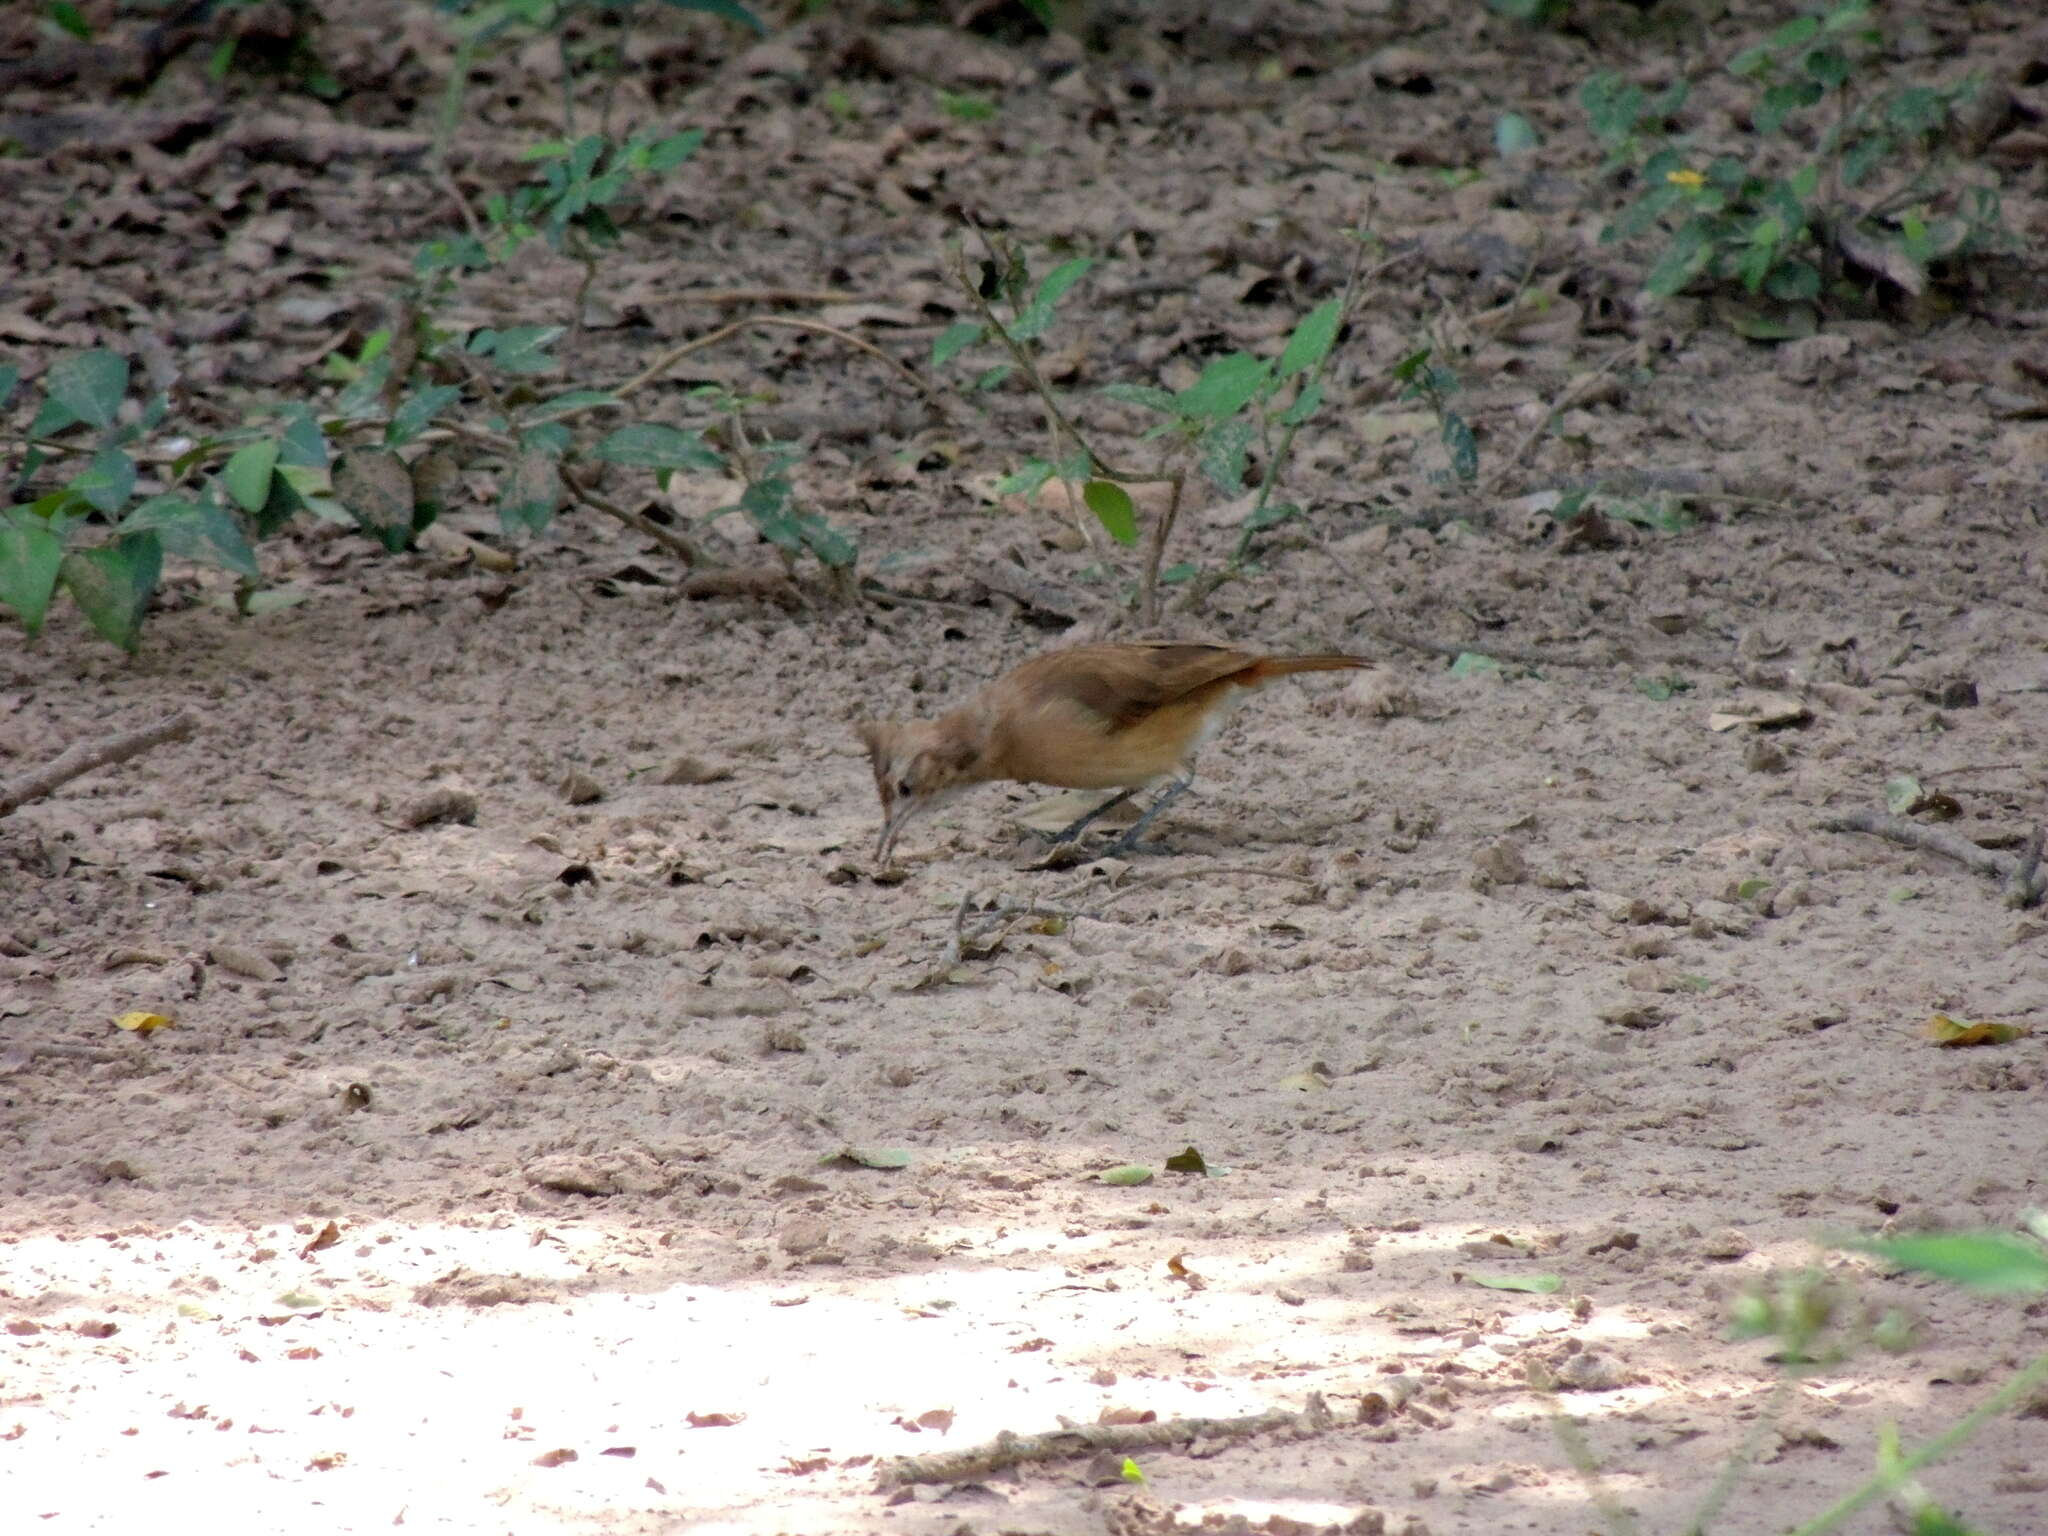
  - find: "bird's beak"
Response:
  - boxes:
[875,797,918,865]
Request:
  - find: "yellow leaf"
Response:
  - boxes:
[1924,1012,2029,1047]
[113,1011,174,1034]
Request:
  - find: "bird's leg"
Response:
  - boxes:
[1047,786,1141,846]
[1100,776,1192,858]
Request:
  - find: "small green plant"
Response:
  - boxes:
[420,128,705,326]
[1486,0,1568,27]
[935,229,1364,624]
[0,353,275,650]
[935,89,998,123]
[1547,1221,2048,1536]
[1391,346,1479,490]
[1587,0,2005,330]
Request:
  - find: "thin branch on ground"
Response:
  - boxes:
[669,287,863,306]
[877,1394,1334,1488]
[1820,809,2047,910]
[1483,343,1640,494]
[615,316,944,411]
[556,462,712,568]
[0,713,195,819]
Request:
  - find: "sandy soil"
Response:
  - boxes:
[3,3,2047,1533]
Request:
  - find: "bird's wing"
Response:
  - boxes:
[1006,644,1257,731]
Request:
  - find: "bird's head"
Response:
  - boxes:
[855,718,978,863]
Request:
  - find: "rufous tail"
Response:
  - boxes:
[1245,653,1373,681]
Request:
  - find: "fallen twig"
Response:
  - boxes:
[615,316,944,412]
[0,713,194,819]
[877,1394,1333,1488]
[556,463,711,568]
[1484,343,1639,494]
[1820,810,2047,910]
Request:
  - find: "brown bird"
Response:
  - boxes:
[856,641,1372,862]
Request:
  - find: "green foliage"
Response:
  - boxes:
[417,129,704,304]
[1486,0,1568,27]
[0,349,283,650]
[1562,1225,2048,1536]
[1587,0,2005,324]
[936,243,1353,589]
[1392,347,1478,488]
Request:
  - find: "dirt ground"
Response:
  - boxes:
[4,2,2047,1533]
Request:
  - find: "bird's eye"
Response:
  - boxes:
[895,778,913,798]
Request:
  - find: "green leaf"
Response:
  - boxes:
[332,448,420,553]
[935,89,997,123]
[59,532,162,651]
[1801,44,1850,90]
[529,389,618,420]
[644,127,706,170]
[121,495,259,579]
[651,0,765,32]
[499,449,563,537]
[1580,71,1644,145]
[931,320,984,367]
[820,1146,911,1170]
[386,385,462,447]
[1441,414,1479,483]
[1644,220,1715,299]
[1757,79,1825,136]
[595,423,722,472]
[47,1,93,39]
[1728,42,1773,77]
[1765,260,1821,302]
[1472,1273,1564,1294]
[44,349,129,431]
[1164,1146,1209,1175]
[1098,382,1179,412]
[222,439,280,513]
[0,364,18,410]
[1173,353,1271,420]
[1198,418,1255,496]
[473,325,563,374]
[1030,256,1094,313]
[1278,298,1343,379]
[1082,479,1139,545]
[1768,14,1823,50]
[1448,651,1503,678]
[1494,111,1540,158]
[1241,500,1300,535]
[1822,0,1872,31]
[1278,380,1325,428]
[261,463,323,534]
[1840,1232,2048,1295]
[69,447,136,515]
[1097,1164,1153,1186]
[1010,257,1093,341]
[994,459,1056,498]
[971,363,1011,391]
[1635,674,1691,702]
[277,407,329,470]
[522,421,573,457]
[0,516,66,637]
